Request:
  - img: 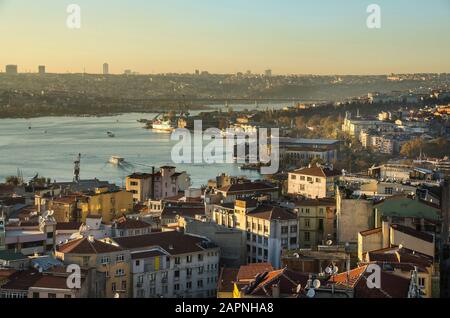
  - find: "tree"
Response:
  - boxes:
[5,176,21,186]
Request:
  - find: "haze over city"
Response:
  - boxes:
[1,0,450,75]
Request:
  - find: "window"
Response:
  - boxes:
[304,232,310,241]
[385,187,393,195]
[290,225,297,233]
[198,254,204,262]
[197,280,204,288]
[264,225,268,233]
[290,237,297,245]
[281,238,288,247]
[48,293,56,298]
[316,178,321,183]
[121,280,127,291]
[198,266,204,274]
[281,226,289,234]
[47,232,54,239]
[305,219,310,228]
[187,268,192,277]
[135,260,140,267]
[64,294,72,298]
[174,270,180,279]
[112,283,116,292]
[319,208,324,215]
[149,273,156,282]
[100,256,110,265]
[175,257,181,265]
[307,177,313,182]
[115,269,125,277]
[300,176,306,181]
[82,256,90,266]
[161,271,168,280]
[186,282,192,289]
[32,292,39,298]
[174,284,180,291]
[263,237,268,246]
[116,254,125,262]
[186,255,192,263]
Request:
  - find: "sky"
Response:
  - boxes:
[0,0,449,75]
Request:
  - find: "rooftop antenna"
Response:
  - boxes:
[73,153,81,183]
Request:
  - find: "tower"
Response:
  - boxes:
[103,63,109,75]
[73,153,81,183]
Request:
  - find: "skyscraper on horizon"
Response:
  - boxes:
[5,65,18,75]
[103,63,109,75]
[38,65,46,75]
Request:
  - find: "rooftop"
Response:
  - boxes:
[113,231,216,255]
[57,237,123,254]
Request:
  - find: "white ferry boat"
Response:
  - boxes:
[152,119,175,132]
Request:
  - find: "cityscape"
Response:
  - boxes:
[0,0,449,309]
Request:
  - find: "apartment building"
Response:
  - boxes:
[55,236,131,298]
[287,198,336,248]
[213,199,299,268]
[78,187,134,223]
[2,215,56,256]
[126,167,191,203]
[288,166,340,198]
[111,231,220,298]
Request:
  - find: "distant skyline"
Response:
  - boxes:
[1,0,450,75]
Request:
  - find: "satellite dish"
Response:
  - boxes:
[313,279,321,289]
[306,289,316,298]
[296,284,302,294]
[325,267,332,274]
[326,240,333,246]
[114,293,120,298]
[293,253,300,258]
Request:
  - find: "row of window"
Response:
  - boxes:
[100,254,125,265]
[291,175,323,183]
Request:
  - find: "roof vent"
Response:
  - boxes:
[168,244,174,250]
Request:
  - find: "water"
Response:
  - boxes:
[0,102,292,187]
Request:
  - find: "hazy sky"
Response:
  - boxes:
[1,0,449,75]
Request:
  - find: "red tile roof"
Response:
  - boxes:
[236,263,274,282]
[329,265,411,298]
[57,237,123,254]
[113,231,215,255]
[247,205,297,221]
[292,166,340,178]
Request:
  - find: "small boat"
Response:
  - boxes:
[109,156,125,165]
[151,119,175,132]
[107,131,115,138]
